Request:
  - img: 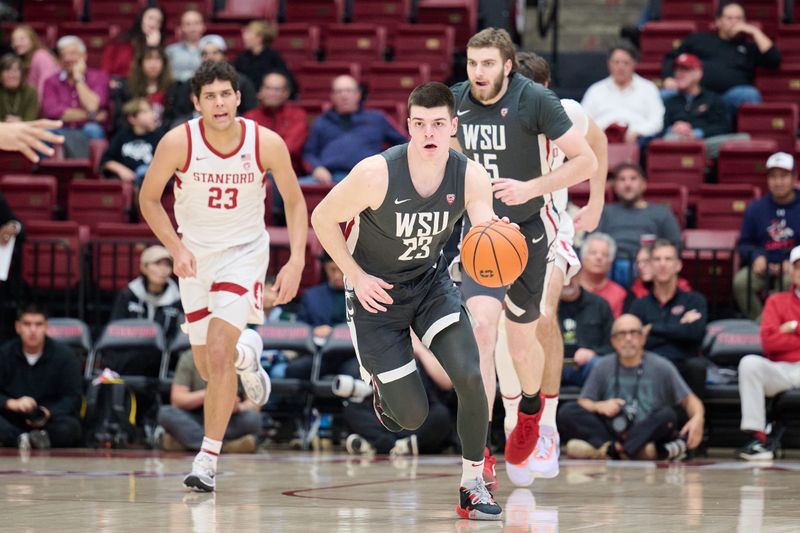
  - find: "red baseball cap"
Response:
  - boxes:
[674,53,702,70]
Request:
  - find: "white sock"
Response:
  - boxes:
[461,457,484,486]
[234,342,255,371]
[200,436,222,470]
[541,396,558,429]
[495,316,522,397]
[502,393,521,437]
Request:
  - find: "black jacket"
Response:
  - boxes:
[111,276,183,341]
[663,88,731,138]
[0,337,83,418]
[559,289,615,358]
[233,48,295,97]
[629,288,708,363]
[661,32,782,93]
[0,190,24,241]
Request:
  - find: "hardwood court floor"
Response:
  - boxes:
[1,449,799,532]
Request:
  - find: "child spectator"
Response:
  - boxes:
[101,99,164,186]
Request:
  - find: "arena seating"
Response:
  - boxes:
[0,175,57,223]
[695,184,761,230]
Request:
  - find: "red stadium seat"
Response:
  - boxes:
[364,100,407,131]
[67,180,132,229]
[737,102,799,153]
[569,181,613,208]
[266,226,324,292]
[716,139,778,189]
[366,62,430,102]
[0,150,36,174]
[696,184,761,230]
[0,175,57,223]
[416,0,477,50]
[634,61,662,82]
[776,24,800,66]
[351,0,411,34]
[681,228,739,312]
[640,182,689,228]
[88,0,142,26]
[23,0,81,23]
[392,24,455,81]
[661,0,714,25]
[299,183,333,225]
[91,223,158,292]
[37,158,94,210]
[214,0,278,22]
[160,0,213,22]
[645,139,706,197]
[607,143,640,174]
[755,66,800,104]
[273,24,321,65]
[639,21,697,63]
[283,0,345,23]
[22,220,84,293]
[742,0,782,38]
[324,24,387,67]
[295,61,361,100]
[57,23,116,69]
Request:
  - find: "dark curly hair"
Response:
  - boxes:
[191,60,240,97]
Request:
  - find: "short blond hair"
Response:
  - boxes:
[467,28,517,71]
[122,98,151,119]
[246,20,277,47]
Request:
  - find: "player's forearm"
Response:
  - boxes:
[282,193,309,267]
[310,210,363,281]
[587,126,608,209]
[139,197,184,253]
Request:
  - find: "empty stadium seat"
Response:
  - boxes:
[67,180,132,229]
[755,66,800,104]
[90,223,158,292]
[742,0,782,38]
[37,158,94,209]
[392,24,455,81]
[416,0,477,50]
[351,0,411,33]
[283,0,345,23]
[47,317,93,371]
[702,318,762,367]
[85,318,167,382]
[661,0,714,25]
[296,61,361,100]
[88,0,141,25]
[716,138,778,189]
[364,100,407,131]
[607,143,641,173]
[366,62,430,102]
[214,0,278,22]
[324,24,387,66]
[696,184,761,230]
[776,24,800,66]
[639,21,697,63]
[737,102,799,153]
[23,0,80,23]
[646,139,706,197]
[273,24,321,65]
[0,149,36,174]
[0,175,57,223]
[681,229,739,312]
[641,182,689,228]
[266,226,324,292]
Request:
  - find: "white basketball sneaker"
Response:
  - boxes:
[183,453,216,492]
[506,456,534,487]
[235,329,271,406]
[529,425,560,479]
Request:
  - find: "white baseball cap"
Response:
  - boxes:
[790,245,800,265]
[766,152,795,172]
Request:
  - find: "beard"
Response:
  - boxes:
[470,71,505,103]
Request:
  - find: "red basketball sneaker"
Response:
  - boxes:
[482,447,498,490]
[504,399,544,465]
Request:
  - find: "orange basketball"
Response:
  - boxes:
[461,220,528,288]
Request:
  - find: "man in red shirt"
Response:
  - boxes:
[579,233,628,318]
[244,71,308,175]
[737,245,800,460]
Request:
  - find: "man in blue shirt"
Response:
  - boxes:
[734,152,800,319]
[301,75,407,185]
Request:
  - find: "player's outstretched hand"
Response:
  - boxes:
[491,177,536,206]
[490,214,520,230]
[272,261,303,305]
[572,204,602,232]
[0,119,65,162]
[353,271,393,313]
[172,245,197,278]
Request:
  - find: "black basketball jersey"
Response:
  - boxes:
[345,144,467,283]
[450,73,572,223]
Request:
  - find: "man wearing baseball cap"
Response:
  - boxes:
[737,244,800,460]
[110,245,183,342]
[734,152,800,319]
[662,53,748,158]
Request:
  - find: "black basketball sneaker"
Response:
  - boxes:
[456,477,503,520]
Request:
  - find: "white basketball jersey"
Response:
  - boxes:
[537,98,590,213]
[174,117,267,252]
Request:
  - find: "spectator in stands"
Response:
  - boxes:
[736,245,800,461]
[344,337,453,456]
[110,245,182,342]
[165,7,205,83]
[198,35,257,113]
[244,71,308,175]
[629,239,709,398]
[284,253,356,380]
[101,5,165,81]
[597,162,682,284]
[0,54,37,122]
[631,244,692,298]
[10,25,59,102]
[661,1,781,117]
[101,99,165,187]
[119,46,176,129]
[559,275,614,387]
[557,313,705,461]
[0,304,83,449]
[157,350,261,453]
[579,233,628,318]
[734,152,799,320]
[580,40,664,144]
[302,75,407,184]
[233,20,294,99]
[662,53,749,159]
[41,36,110,158]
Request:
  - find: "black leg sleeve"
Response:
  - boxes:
[374,370,430,431]
[622,406,678,457]
[415,401,454,454]
[427,312,488,462]
[556,402,616,448]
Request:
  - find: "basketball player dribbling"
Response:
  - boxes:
[450,28,598,487]
[496,51,609,485]
[139,61,308,492]
[311,82,509,520]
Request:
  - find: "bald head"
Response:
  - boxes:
[331,75,361,114]
[611,314,646,361]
